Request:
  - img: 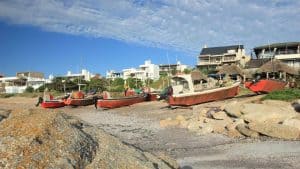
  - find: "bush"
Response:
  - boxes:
[262,89,300,101]
[25,86,34,93]
[0,93,15,98]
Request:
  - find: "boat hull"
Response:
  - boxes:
[41,101,65,108]
[97,96,146,109]
[168,83,240,106]
[64,97,96,106]
[245,79,286,93]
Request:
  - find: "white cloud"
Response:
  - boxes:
[0,0,299,54]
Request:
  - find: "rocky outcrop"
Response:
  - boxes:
[248,122,300,140]
[236,123,259,138]
[0,109,178,169]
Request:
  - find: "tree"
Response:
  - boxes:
[126,77,142,89]
[88,78,108,92]
[183,68,192,74]
[25,86,34,93]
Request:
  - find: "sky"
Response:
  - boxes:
[0,0,300,77]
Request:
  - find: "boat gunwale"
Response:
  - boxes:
[172,82,240,98]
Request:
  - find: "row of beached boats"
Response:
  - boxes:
[37,70,289,109]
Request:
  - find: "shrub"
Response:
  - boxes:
[262,89,300,101]
[25,86,34,93]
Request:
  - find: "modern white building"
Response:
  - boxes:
[106,70,123,80]
[159,61,189,75]
[106,60,160,81]
[56,69,94,81]
[122,60,159,81]
[253,42,300,70]
[0,72,46,93]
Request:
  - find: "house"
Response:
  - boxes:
[0,71,45,93]
[106,70,123,80]
[197,45,250,70]
[253,42,300,70]
[55,69,94,82]
[123,60,159,81]
[159,61,188,75]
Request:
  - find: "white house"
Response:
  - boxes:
[122,60,160,81]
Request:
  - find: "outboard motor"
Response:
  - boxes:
[35,97,43,107]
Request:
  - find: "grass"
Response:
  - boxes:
[262,88,300,101]
[237,86,254,96]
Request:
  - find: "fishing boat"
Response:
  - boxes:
[64,91,98,106]
[41,100,65,108]
[36,94,65,108]
[245,79,287,94]
[162,71,240,106]
[97,92,146,109]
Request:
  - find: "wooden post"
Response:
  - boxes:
[266,72,269,79]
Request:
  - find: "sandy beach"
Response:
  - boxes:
[1,96,300,168]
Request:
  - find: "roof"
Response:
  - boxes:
[190,70,207,80]
[200,45,244,55]
[216,64,244,75]
[254,42,300,50]
[258,59,299,75]
[244,59,270,69]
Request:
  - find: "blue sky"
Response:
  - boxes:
[1,0,300,77]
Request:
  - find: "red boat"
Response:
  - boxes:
[162,73,240,106]
[41,100,65,108]
[168,82,240,106]
[97,95,146,109]
[245,79,287,94]
[64,97,97,106]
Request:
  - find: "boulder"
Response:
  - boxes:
[187,120,201,132]
[236,123,259,138]
[212,111,231,120]
[198,108,209,119]
[262,100,294,108]
[224,101,242,118]
[175,115,185,121]
[160,118,180,128]
[241,103,297,123]
[206,119,232,134]
[225,119,245,138]
[197,123,213,135]
[248,122,300,140]
[283,118,300,130]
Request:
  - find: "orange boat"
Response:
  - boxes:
[162,73,240,106]
[97,93,146,109]
[245,79,287,94]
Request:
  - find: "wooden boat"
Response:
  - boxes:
[41,100,65,108]
[245,79,287,94]
[163,72,240,106]
[97,94,146,109]
[64,96,97,106]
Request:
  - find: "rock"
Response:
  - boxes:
[198,108,209,119]
[0,109,11,122]
[0,109,178,169]
[187,120,201,132]
[212,111,230,120]
[262,100,293,108]
[160,118,180,128]
[283,119,300,130]
[225,119,245,138]
[224,101,242,118]
[249,122,300,140]
[175,115,185,121]
[236,123,259,138]
[241,103,297,123]
[204,118,232,134]
[197,123,213,135]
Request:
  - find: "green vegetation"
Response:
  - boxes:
[25,86,34,93]
[149,76,171,89]
[262,89,300,101]
[0,93,15,98]
[237,87,254,96]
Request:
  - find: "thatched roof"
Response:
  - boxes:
[216,64,244,75]
[191,70,207,80]
[258,60,299,75]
